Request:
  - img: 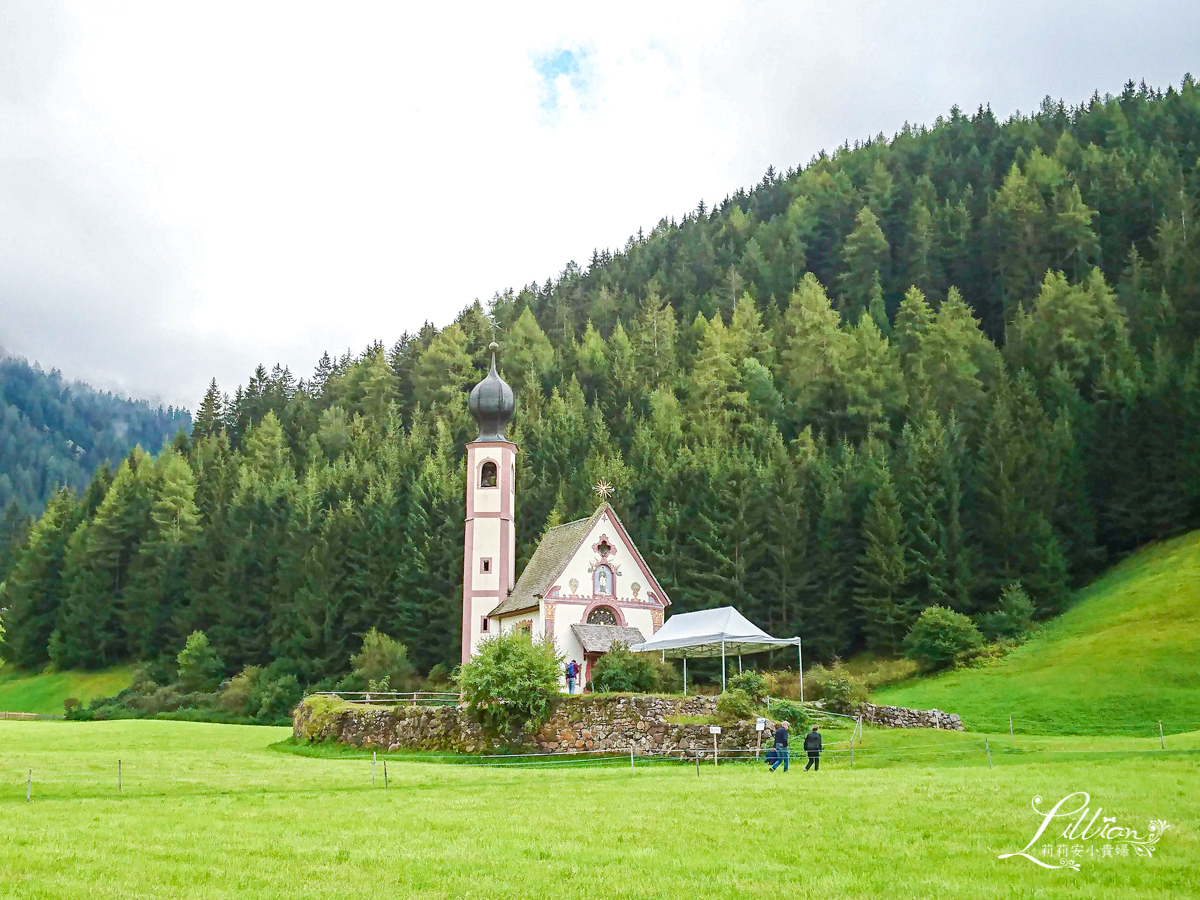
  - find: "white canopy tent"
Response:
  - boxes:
[629,606,803,697]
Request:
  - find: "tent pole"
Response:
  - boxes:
[799,640,804,704]
[738,655,742,674]
[721,640,726,692]
[683,657,687,696]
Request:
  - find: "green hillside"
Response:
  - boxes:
[0,665,133,715]
[873,531,1200,735]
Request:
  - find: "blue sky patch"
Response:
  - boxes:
[532,46,593,114]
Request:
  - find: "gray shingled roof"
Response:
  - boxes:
[488,506,607,618]
[570,624,647,654]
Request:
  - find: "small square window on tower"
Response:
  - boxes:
[480,557,492,574]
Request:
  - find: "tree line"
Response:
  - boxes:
[2,78,1199,686]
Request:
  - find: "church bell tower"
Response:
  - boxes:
[461,341,517,664]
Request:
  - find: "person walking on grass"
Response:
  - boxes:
[804,725,822,771]
[769,720,790,772]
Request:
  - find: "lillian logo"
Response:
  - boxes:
[999,792,1169,871]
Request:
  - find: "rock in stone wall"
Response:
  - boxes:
[857,701,964,730]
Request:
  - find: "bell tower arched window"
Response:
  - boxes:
[479,461,497,488]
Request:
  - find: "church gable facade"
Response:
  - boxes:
[460,343,669,687]
[490,503,669,682]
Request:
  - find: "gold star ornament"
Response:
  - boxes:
[593,479,614,501]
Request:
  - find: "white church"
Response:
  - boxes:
[460,343,670,688]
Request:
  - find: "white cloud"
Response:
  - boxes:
[0,0,1197,407]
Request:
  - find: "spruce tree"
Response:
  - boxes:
[855,452,910,652]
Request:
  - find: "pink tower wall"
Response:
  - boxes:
[461,439,517,665]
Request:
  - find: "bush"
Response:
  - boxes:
[858,657,919,689]
[715,689,754,723]
[250,674,303,724]
[296,695,350,742]
[176,631,224,693]
[976,582,1035,642]
[350,628,414,691]
[904,605,985,671]
[220,666,264,715]
[63,697,79,714]
[425,662,453,690]
[954,641,1012,669]
[137,686,185,715]
[590,644,655,693]
[768,699,809,731]
[651,659,683,694]
[457,630,562,742]
[727,671,768,704]
[334,670,367,692]
[761,669,802,701]
[810,661,867,713]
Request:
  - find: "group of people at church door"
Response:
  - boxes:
[767,722,822,773]
[564,659,581,694]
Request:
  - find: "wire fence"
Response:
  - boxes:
[7,724,1198,804]
[308,691,460,707]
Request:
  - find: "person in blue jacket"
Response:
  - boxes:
[769,720,790,772]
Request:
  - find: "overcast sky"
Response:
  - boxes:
[1,1,1197,409]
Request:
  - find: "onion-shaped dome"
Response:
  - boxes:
[468,342,515,441]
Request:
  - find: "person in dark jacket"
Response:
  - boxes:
[769,721,790,772]
[803,725,822,771]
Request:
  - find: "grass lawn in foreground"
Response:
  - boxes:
[873,531,1200,735]
[0,665,133,715]
[1,719,1196,899]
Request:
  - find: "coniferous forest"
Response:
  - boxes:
[3,80,1200,687]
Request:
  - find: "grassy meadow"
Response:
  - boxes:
[1,719,1197,899]
[0,665,133,715]
[874,532,1200,735]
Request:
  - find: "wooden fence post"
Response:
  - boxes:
[1159,721,1165,750]
[118,759,122,793]
[383,761,388,790]
[985,738,992,768]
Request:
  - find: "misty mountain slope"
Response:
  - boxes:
[0,354,191,513]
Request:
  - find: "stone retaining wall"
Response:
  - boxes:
[857,701,963,730]
[294,694,768,755]
[295,693,964,753]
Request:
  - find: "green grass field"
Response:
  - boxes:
[0,665,133,715]
[874,532,1200,735]
[1,719,1196,899]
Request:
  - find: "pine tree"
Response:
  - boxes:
[855,451,909,652]
[122,449,202,660]
[193,380,224,441]
[839,206,890,320]
[1,490,80,669]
